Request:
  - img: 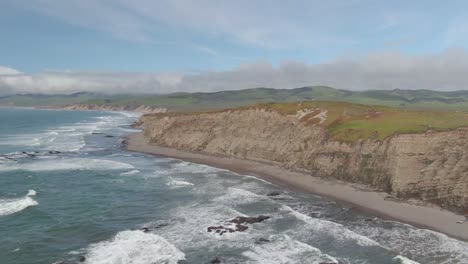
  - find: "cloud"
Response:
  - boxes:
[16,0,430,50]
[0,66,23,75]
[2,49,468,95]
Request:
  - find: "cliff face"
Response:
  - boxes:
[141,109,468,212]
[49,104,167,113]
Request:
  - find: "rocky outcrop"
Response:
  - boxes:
[43,104,167,114]
[141,109,468,212]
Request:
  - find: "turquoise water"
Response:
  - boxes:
[0,108,467,264]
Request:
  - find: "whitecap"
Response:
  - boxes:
[281,205,380,247]
[166,177,194,188]
[242,234,339,264]
[0,190,38,216]
[120,170,140,176]
[83,230,185,264]
[393,255,421,264]
[350,221,468,263]
[213,187,265,205]
[0,158,134,172]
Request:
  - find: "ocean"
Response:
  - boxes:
[0,108,467,264]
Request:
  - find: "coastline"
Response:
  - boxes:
[126,132,468,242]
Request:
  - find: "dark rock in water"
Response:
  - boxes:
[92,132,104,135]
[228,215,270,225]
[255,238,271,244]
[364,218,373,222]
[207,215,270,235]
[207,225,224,232]
[141,227,151,233]
[235,224,248,232]
[48,151,62,154]
[267,191,281,196]
[79,256,86,262]
[211,257,222,263]
[120,139,128,148]
[104,135,115,138]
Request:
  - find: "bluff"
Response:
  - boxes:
[139,103,468,212]
[43,104,167,113]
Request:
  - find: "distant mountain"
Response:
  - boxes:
[2,86,468,111]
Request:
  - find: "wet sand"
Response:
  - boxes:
[127,132,468,241]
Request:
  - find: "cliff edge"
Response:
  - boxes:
[139,102,468,212]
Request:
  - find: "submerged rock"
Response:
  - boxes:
[254,237,271,244]
[266,191,281,196]
[210,256,222,263]
[228,215,270,225]
[207,215,270,235]
[78,256,86,262]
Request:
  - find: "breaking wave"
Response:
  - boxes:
[0,190,38,216]
[83,230,185,264]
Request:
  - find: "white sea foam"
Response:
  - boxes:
[120,170,140,176]
[0,111,138,153]
[393,255,421,264]
[281,205,380,247]
[166,177,194,188]
[171,161,227,174]
[156,204,250,249]
[351,221,468,263]
[213,187,265,205]
[0,190,38,216]
[0,158,134,172]
[83,230,185,264]
[242,234,339,264]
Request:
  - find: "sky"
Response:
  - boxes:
[1,0,468,95]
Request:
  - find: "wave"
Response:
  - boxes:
[120,169,140,176]
[0,158,135,172]
[393,255,421,264]
[0,111,138,153]
[280,205,380,247]
[350,220,468,263]
[0,190,38,216]
[242,234,339,264]
[213,187,266,205]
[83,230,185,264]
[166,177,194,188]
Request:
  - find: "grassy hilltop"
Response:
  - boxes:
[243,101,468,142]
[3,86,468,111]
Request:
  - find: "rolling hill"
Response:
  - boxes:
[2,86,468,111]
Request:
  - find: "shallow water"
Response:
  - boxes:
[0,108,467,264]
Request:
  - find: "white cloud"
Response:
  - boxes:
[0,66,23,75]
[17,0,422,49]
[2,49,468,95]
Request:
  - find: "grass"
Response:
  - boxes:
[240,101,468,143]
[4,86,468,111]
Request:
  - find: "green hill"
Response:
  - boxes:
[2,86,468,111]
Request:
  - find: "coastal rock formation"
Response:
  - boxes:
[140,109,468,212]
[45,104,167,114]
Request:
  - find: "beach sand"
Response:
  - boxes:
[127,132,468,241]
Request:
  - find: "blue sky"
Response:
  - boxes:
[1,0,468,94]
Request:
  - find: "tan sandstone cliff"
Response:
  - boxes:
[46,104,167,113]
[140,109,468,212]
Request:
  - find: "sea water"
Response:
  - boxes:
[0,108,467,264]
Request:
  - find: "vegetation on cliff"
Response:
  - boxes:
[241,101,468,142]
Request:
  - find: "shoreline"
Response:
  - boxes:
[126,132,468,242]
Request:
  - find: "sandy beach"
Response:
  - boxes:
[127,132,468,241]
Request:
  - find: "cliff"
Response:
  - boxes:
[139,103,468,212]
[42,104,168,114]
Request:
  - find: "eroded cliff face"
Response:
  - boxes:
[141,109,468,211]
[47,104,167,113]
